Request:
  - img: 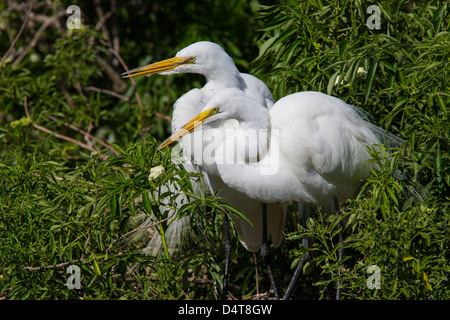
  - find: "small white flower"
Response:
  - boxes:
[335,75,345,85]
[148,165,165,181]
[29,53,40,63]
[357,67,367,76]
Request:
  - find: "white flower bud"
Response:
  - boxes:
[148,165,165,181]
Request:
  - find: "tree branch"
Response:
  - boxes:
[22,209,177,271]
[107,46,144,111]
[24,97,112,159]
[0,0,34,67]
[46,114,120,156]
[12,10,66,68]
[83,86,130,102]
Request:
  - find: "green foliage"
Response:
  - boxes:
[253,0,448,299]
[253,0,449,192]
[1,0,449,300]
[285,147,449,299]
[0,0,263,300]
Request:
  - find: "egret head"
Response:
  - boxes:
[157,89,268,150]
[121,41,237,79]
[157,105,221,150]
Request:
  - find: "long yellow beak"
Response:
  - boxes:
[121,56,193,78]
[157,107,220,150]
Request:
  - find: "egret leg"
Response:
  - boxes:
[283,202,309,300]
[333,196,343,300]
[222,213,231,300]
[261,202,279,299]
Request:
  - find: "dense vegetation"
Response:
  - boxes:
[0,0,448,300]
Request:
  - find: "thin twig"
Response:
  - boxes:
[12,10,66,68]
[95,11,113,31]
[24,97,111,159]
[93,0,111,45]
[74,81,90,106]
[111,0,120,68]
[46,114,120,156]
[81,191,98,261]
[0,0,34,67]
[22,258,85,271]
[83,86,130,102]
[32,172,103,188]
[253,253,260,296]
[154,111,172,122]
[32,119,98,153]
[95,56,127,93]
[107,46,144,111]
[57,81,77,109]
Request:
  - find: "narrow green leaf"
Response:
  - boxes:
[433,4,445,34]
[128,200,136,215]
[365,60,378,104]
[435,93,448,115]
[142,192,152,214]
[423,271,432,291]
[112,143,126,155]
[271,28,297,49]
[423,62,441,73]
[327,71,339,95]
[402,256,416,262]
[92,257,101,276]
[110,194,117,216]
[220,202,252,226]
[435,140,442,182]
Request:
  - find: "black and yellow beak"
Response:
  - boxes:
[121,56,195,78]
[157,107,220,150]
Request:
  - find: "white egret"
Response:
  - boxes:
[122,42,286,298]
[158,87,414,299]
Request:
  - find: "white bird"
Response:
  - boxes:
[158,87,411,299]
[122,42,287,296]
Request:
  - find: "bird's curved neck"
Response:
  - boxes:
[218,104,271,164]
[214,125,294,204]
[204,66,242,92]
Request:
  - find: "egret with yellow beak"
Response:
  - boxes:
[123,42,286,299]
[158,87,420,299]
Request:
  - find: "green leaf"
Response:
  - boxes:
[432,4,446,34]
[423,62,441,73]
[220,202,252,226]
[435,140,442,182]
[271,28,297,49]
[110,194,117,216]
[422,271,432,291]
[142,191,152,215]
[327,71,339,95]
[92,257,101,276]
[365,60,378,104]
[402,256,416,262]
[112,144,126,156]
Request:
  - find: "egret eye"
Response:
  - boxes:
[212,107,220,113]
[189,56,196,63]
